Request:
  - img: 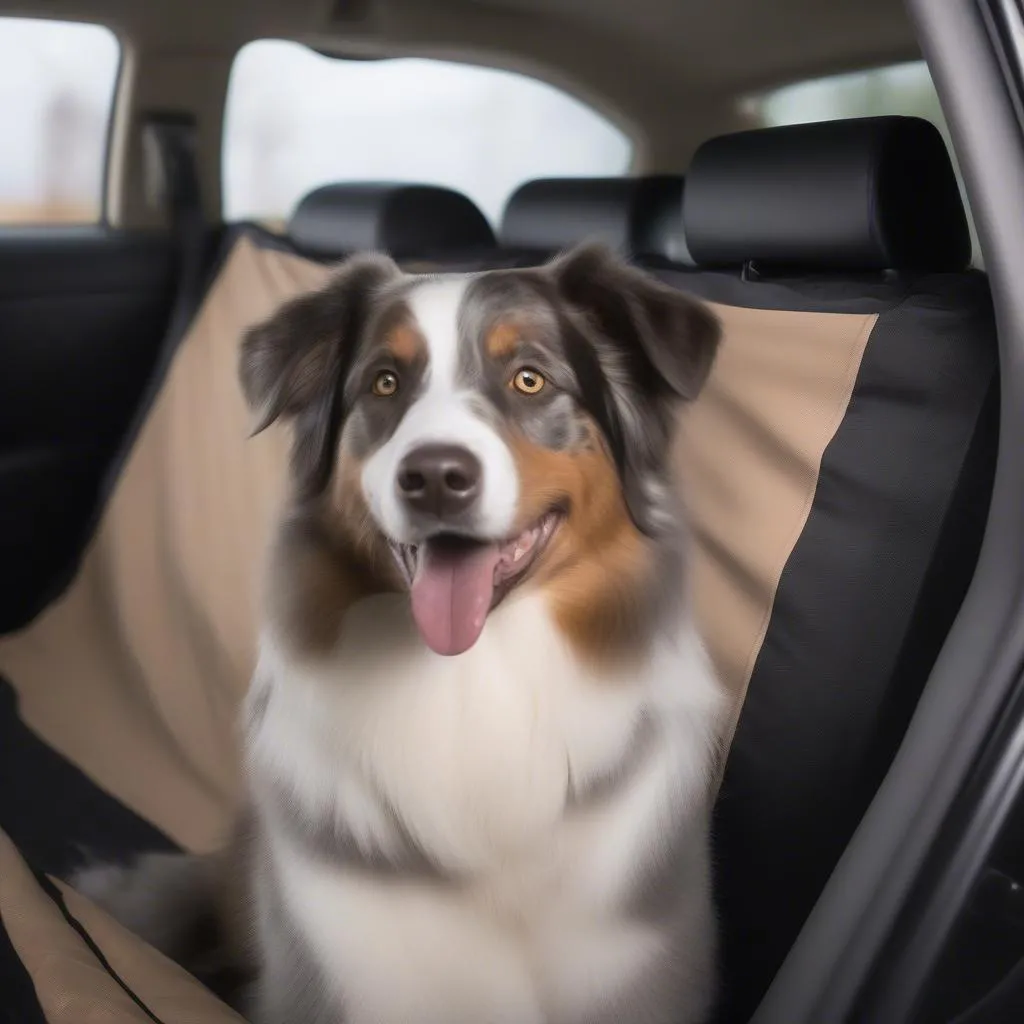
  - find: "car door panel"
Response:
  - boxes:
[0,228,175,632]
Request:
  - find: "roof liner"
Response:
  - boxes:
[0,0,919,169]
[2,0,918,90]
[462,0,917,91]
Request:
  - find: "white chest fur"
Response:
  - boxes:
[247,591,723,1024]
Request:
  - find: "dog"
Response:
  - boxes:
[74,242,725,1024]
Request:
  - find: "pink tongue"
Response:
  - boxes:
[410,540,501,656]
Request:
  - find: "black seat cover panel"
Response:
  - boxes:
[665,269,998,1023]
[674,116,995,1022]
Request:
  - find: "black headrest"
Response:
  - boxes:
[287,183,496,259]
[683,116,971,272]
[500,176,692,263]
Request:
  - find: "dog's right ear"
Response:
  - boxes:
[239,252,400,496]
[239,252,400,435]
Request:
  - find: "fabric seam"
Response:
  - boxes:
[717,309,880,761]
[31,870,168,1024]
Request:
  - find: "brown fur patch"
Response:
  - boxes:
[267,450,400,658]
[384,322,426,363]
[506,427,655,665]
[328,449,402,581]
[486,321,522,360]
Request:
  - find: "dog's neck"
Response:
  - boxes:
[246,581,717,877]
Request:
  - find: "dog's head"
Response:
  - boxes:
[241,244,719,659]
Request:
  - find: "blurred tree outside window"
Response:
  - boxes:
[744,61,982,266]
[223,41,633,230]
[0,18,119,224]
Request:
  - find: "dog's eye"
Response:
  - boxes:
[512,368,545,395]
[372,370,399,397]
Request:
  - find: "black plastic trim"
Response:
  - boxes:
[857,661,1024,1020]
[849,1,1024,1018]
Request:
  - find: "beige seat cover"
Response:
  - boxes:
[0,235,875,1016]
[0,830,245,1023]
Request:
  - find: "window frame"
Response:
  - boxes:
[97,22,124,227]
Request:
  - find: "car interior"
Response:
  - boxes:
[2,1,1024,1023]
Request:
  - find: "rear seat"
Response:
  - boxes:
[666,116,998,1023]
[500,174,693,264]
[0,123,998,1023]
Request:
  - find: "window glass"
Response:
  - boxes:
[744,61,981,265]
[0,18,119,224]
[223,41,633,228]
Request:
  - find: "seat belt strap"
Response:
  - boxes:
[141,111,208,345]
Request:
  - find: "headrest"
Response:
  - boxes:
[287,183,496,259]
[500,176,692,263]
[683,116,971,272]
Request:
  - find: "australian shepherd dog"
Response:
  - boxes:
[75,243,725,1024]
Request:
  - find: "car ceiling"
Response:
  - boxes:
[470,0,916,89]
[7,0,917,93]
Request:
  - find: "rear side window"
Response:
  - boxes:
[0,18,119,224]
[223,41,632,228]
[744,61,981,264]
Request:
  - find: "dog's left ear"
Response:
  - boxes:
[550,243,721,537]
[551,242,720,404]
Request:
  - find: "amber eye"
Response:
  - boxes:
[512,368,545,395]
[372,370,399,397]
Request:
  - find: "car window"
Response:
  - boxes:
[0,18,119,224]
[744,61,982,266]
[223,41,632,228]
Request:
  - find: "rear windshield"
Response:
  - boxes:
[222,40,633,228]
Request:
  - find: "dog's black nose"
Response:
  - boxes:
[397,444,482,518]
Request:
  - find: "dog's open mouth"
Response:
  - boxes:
[390,510,562,657]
